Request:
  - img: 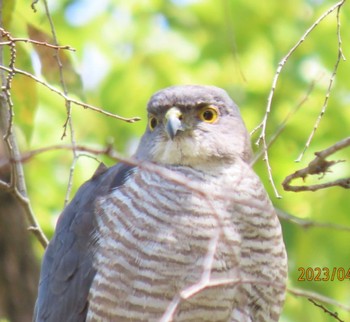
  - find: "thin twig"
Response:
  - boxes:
[296,1,346,162]
[0,65,141,122]
[0,144,114,167]
[315,136,350,159]
[159,168,284,320]
[308,298,344,322]
[160,230,221,321]
[0,32,48,248]
[0,27,76,140]
[0,142,290,213]
[276,208,350,232]
[288,287,350,312]
[251,79,317,166]
[41,0,74,139]
[0,38,75,52]
[253,0,346,198]
[161,277,285,322]
[254,0,346,140]
[1,28,16,140]
[40,0,79,205]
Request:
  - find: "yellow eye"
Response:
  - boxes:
[148,115,158,131]
[198,106,219,123]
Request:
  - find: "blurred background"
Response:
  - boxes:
[0,0,349,321]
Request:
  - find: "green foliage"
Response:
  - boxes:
[3,0,350,321]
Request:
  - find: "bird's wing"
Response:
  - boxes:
[34,162,135,322]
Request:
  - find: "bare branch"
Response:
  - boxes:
[0,28,16,139]
[160,230,221,321]
[161,276,286,322]
[315,136,350,159]
[0,64,141,123]
[308,298,344,322]
[288,287,350,312]
[39,0,80,203]
[253,0,346,198]
[296,1,346,162]
[40,0,74,140]
[0,38,75,52]
[0,29,48,248]
[251,79,317,166]
[0,144,116,168]
[282,137,350,192]
[0,26,138,246]
[276,208,350,232]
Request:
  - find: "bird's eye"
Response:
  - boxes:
[198,106,219,123]
[148,116,158,131]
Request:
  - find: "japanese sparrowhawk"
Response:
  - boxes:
[34,85,287,322]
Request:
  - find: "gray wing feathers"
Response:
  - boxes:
[34,163,134,322]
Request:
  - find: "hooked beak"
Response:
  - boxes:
[165,107,183,140]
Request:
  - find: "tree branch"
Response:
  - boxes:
[282,137,350,192]
[296,1,346,161]
[0,64,141,123]
[252,0,346,198]
[288,287,350,312]
[276,208,350,232]
[0,24,48,248]
[308,298,344,322]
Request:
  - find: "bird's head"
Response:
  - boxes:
[135,85,252,168]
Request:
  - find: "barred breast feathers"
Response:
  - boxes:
[88,160,287,321]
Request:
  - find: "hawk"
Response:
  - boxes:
[34,85,287,321]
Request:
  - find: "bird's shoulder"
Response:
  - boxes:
[34,162,135,322]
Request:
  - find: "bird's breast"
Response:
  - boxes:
[87,164,286,321]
